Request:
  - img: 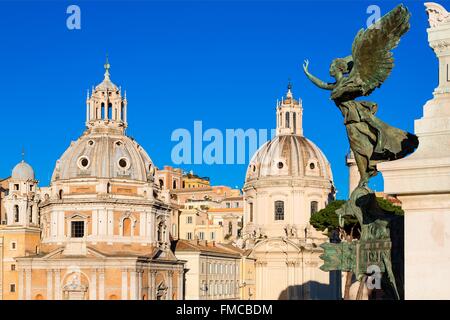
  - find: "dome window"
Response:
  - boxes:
[115,141,123,147]
[252,165,256,172]
[88,140,94,146]
[310,163,315,170]
[77,156,90,169]
[118,158,129,169]
[277,162,284,169]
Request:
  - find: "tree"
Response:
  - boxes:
[310,197,404,239]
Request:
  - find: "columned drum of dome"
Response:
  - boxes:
[241,84,340,300]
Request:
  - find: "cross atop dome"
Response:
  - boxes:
[104,54,111,80]
[286,79,293,98]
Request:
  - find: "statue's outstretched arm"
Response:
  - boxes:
[303,60,335,90]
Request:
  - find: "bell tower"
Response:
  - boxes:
[86,56,128,134]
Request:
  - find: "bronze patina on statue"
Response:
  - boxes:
[303,4,418,299]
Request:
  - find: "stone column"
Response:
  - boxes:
[148,270,157,300]
[121,268,128,300]
[286,261,293,299]
[167,270,174,300]
[25,268,32,300]
[98,269,105,300]
[54,269,61,300]
[137,270,143,300]
[90,269,97,300]
[378,2,450,300]
[130,269,137,300]
[46,269,53,300]
[18,269,24,300]
[177,270,184,300]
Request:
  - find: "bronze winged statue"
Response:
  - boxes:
[304,4,418,300]
[303,4,419,188]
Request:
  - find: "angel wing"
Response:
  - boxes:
[332,4,410,100]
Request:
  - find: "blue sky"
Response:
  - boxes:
[0,1,436,199]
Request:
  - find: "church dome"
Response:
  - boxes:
[245,135,333,182]
[51,133,155,182]
[12,160,35,180]
[51,58,156,183]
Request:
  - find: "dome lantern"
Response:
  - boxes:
[86,56,128,133]
[276,82,303,136]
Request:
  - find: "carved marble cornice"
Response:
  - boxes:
[429,39,450,54]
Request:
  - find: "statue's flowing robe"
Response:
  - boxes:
[337,100,419,177]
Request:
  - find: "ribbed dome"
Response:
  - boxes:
[12,161,35,180]
[246,135,333,182]
[51,132,156,182]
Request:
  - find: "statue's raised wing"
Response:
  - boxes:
[334,4,410,99]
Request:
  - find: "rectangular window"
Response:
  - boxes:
[10,264,16,271]
[71,221,85,238]
[14,184,19,191]
[11,242,17,250]
[199,232,204,240]
[235,202,239,208]
[274,201,285,220]
[249,203,253,222]
[210,232,215,240]
[226,202,230,208]
[186,216,193,224]
[10,284,16,293]
[187,232,192,240]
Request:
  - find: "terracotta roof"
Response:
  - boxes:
[174,240,241,257]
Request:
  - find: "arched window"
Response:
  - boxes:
[59,189,64,200]
[101,102,105,119]
[274,200,284,221]
[123,218,131,236]
[107,103,112,119]
[29,206,33,223]
[14,205,19,222]
[172,180,177,189]
[249,203,253,222]
[228,221,233,235]
[285,112,290,128]
[159,179,164,189]
[121,103,124,121]
[182,181,186,188]
[310,201,319,215]
[107,182,111,194]
[293,112,297,132]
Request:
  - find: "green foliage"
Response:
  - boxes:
[310,200,358,236]
[309,197,404,238]
[376,197,404,215]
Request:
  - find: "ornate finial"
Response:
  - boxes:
[286,79,293,98]
[124,90,127,99]
[21,147,25,162]
[104,53,111,80]
[86,89,90,99]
